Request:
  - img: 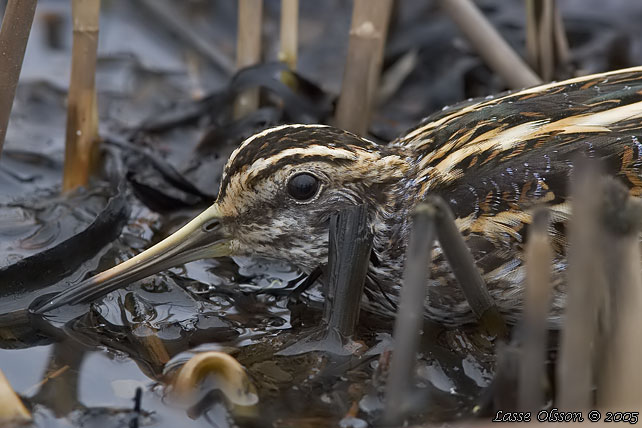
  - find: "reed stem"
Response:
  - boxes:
[557,163,604,410]
[595,179,642,409]
[440,0,541,89]
[383,203,436,425]
[279,0,298,70]
[518,208,551,411]
[335,0,393,135]
[234,0,263,119]
[427,195,507,337]
[0,0,37,156]
[526,0,570,80]
[63,0,101,192]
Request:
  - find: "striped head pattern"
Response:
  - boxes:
[212,124,411,271]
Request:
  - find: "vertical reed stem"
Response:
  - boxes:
[63,0,101,192]
[596,179,642,409]
[525,0,570,80]
[0,0,37,156]
[557,164,604,410]
[279,0,298,70]
[335,0,393,135]
[518,208,552,411]
[234,0,263,119]
[383,203,436,425]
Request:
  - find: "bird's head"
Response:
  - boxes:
[37,125,410,312]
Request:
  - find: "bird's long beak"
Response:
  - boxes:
[33,204,231,314]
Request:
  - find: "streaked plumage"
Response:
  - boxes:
[38,66,642,327]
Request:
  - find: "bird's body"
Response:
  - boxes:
[39,66,642,327]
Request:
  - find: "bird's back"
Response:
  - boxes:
[390,66,642,326]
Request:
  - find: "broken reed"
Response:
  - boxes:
[384,196,508,423]
[439,0,541,88]
[63,0,101,191]
[234,0,263,119]
[335,0,393,135]
[279,0,298,70]
[0,0,37,155]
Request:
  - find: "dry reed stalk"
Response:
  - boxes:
[440,0,541,89]
[0,0,37,156]
[525,0,571,81]
[334,0,393,135]
[557,165,604,410]
[279,0,298,70]
[553,5,571,71]
[63,0,101,192]
[234,0,263,119]
[518,209,552,411]
[595,180,642,409]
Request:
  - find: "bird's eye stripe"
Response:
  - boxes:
[217,127,379,199]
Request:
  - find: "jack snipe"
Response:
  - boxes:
[38,66,642,326]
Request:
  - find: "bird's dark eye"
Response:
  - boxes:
[287,172,320,201]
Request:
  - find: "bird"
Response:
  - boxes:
[36,66,642,327]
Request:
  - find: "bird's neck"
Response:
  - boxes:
[366,152,423,285]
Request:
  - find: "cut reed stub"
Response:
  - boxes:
[335,0,393,135]
[63,0,102,191]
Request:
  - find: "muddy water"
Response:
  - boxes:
[0,149,489,426]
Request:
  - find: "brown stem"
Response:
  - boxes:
[63,0,101,192]
[383,203,436,425]
[335,0,393,135]
[0,0,37,156]
[234,0,263,119]
[279,0,298,70]
[557,162,605,410]
[518,208,552,411]
[440,0,541,89]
